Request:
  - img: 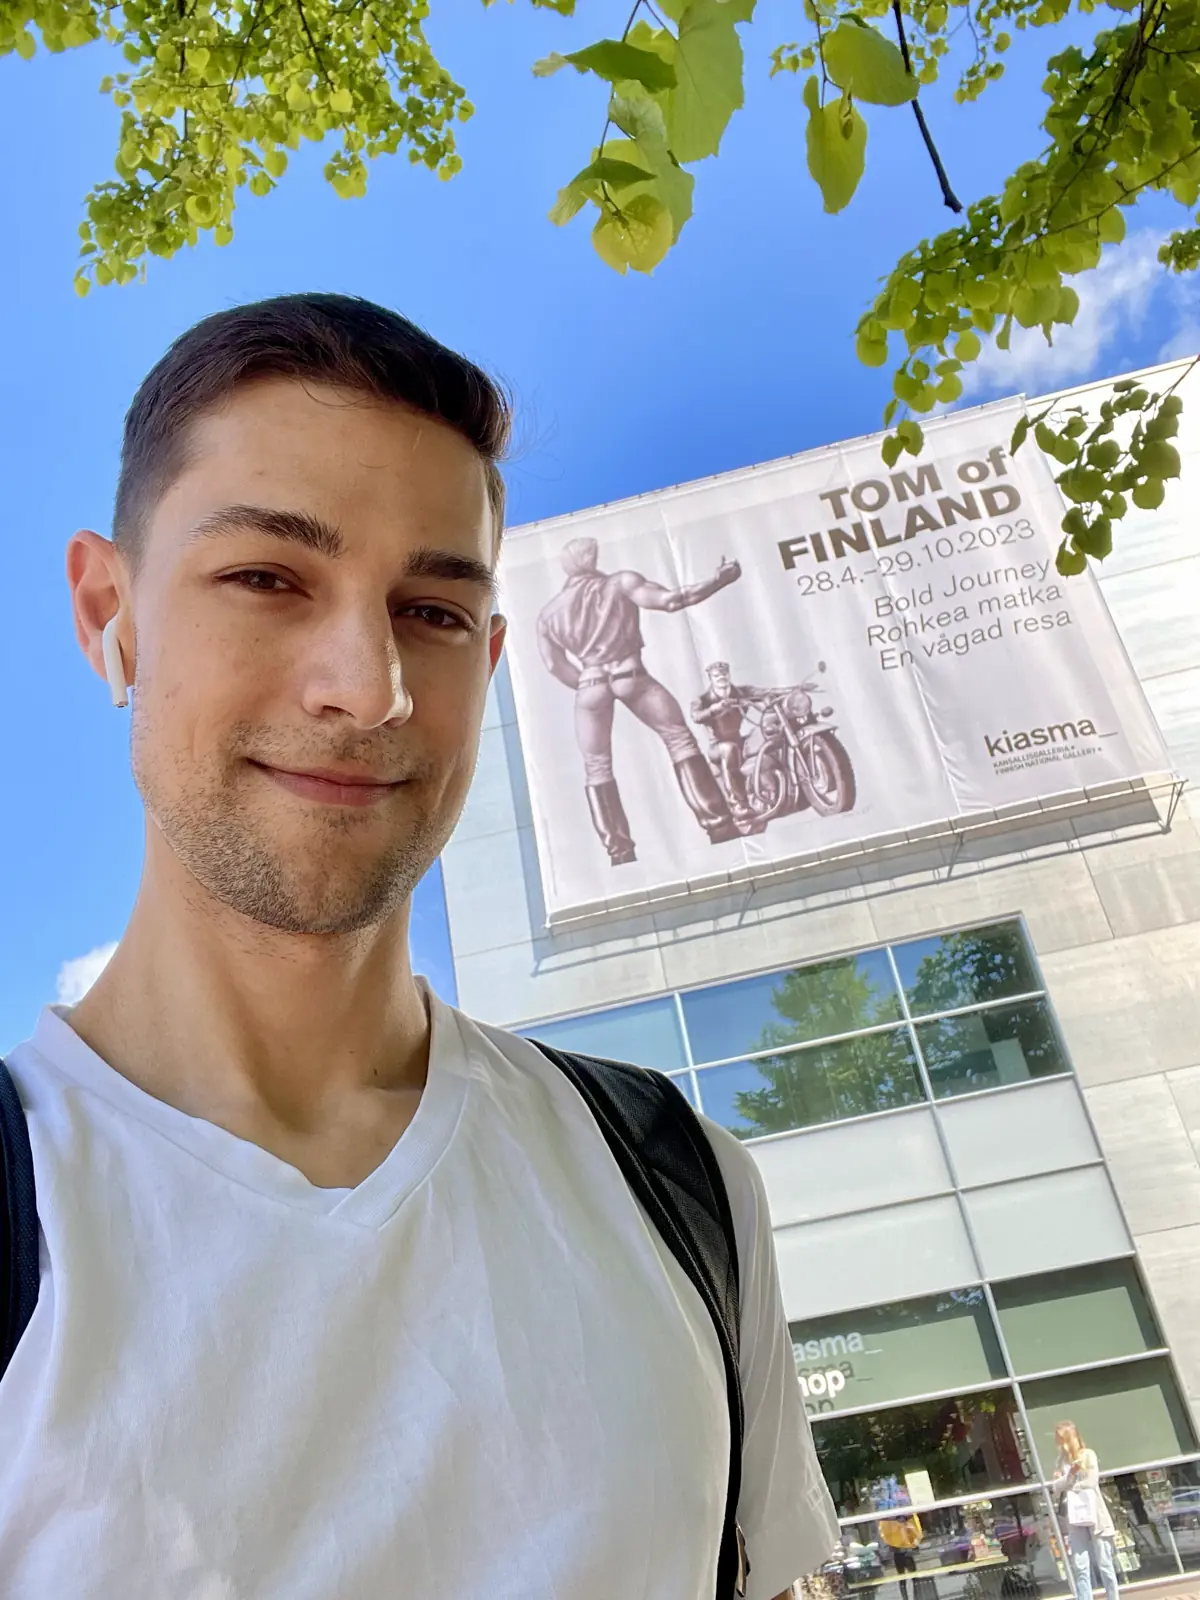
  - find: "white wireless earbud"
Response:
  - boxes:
[101,616,129,709]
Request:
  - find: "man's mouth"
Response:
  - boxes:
[250,761,404,809]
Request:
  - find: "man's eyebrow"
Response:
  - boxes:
[186,509,497,599]
[186,504,344,558]
[403,545,498,600]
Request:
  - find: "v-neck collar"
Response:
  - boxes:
[27,983,471,1230]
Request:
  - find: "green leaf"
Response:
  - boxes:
[896,418,923,454]
[1056,539,1088,576]
[1010,415,1030,453]
[1140,440,1180,479]
[1131,478,1166,510]
[855,319,888,366]
[823,21,917,105]
[657,0,755,164]
[955,329,982,362]
[606,100,695,242]
[541,39,678,92]
[881,431,905,468]
[804,78,866,215]
[1073,515,1112,559]
[592,192,674,274]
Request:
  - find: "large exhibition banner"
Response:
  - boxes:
[499,396,1172,922]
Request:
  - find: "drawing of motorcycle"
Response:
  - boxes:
[732,664,857,820]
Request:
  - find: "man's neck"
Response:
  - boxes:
[67,849,432,1190]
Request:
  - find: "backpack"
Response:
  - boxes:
[0,1042,750,1599]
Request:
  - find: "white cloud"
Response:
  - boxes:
[963,232,1179,399]
[56,942,118,1005]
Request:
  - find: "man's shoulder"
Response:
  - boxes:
[460,1010,770,1255]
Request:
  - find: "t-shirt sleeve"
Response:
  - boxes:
[703,1116,840,1600]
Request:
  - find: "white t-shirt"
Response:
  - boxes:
[0,987,837,1599]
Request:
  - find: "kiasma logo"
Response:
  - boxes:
[984,718,1097,759]
[793,1332,864,1403]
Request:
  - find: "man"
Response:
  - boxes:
[536,535,743,865]
[691,661,771,827]
[0,295,836,1598]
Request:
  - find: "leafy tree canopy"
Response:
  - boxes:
[5,0,1196,570]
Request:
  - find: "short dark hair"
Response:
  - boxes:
[113,293,512,562]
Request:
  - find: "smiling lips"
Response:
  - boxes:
[255,763,403,808]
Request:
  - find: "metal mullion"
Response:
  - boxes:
[740,1093,943,1148]
[1013,1346,1173,1386]
[958,1157,1106,1196]
[774,1184,959,1234]
[673,991,702,1112]
[685,987,1050,1074]
[884,941,1063,1560]
[689,1017,910,1074]
[836,1481,1048,1528]
[811,1373,1011,1423]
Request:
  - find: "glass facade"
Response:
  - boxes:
[519,919,1200,1591]
[521,920,1068,1141]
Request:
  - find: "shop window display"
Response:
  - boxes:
[812,1390,1034,1518]
[812,1493,1067,1600]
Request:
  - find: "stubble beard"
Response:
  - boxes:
[134,719,449,936]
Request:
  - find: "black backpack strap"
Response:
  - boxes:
[532,1042,749,1600]
[0,1056,39,1379]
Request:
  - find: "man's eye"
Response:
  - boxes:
[399,604,468,630]
[224,570,292,593]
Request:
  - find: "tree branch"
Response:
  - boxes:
[294,0,332,86]
[892,0,963,213]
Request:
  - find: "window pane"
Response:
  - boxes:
[895,923,1040,1017]
[1102,1462,1200,1583]
[1021,1357,1197,1475]
[790,1289,1005,1416]
[521,997,686,1071]
[681,949,900,1066]
[994,1261,1163,1375]
[827,1493,1068,1600]
[916,1000,1068,1099]
[696,1028,923,1139]
[812,1388,1034,1517]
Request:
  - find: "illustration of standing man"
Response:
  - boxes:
[536,537,742,866]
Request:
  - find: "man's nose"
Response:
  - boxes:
[300,608,413,729]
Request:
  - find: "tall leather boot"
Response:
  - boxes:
[673,753,740,844]
[585,782,637,865]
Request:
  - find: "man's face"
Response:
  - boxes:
[120,378,502,935]
[709,666,732,697]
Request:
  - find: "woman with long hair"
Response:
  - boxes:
[1051,1421,1121,1600]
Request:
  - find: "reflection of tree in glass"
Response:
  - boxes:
[730,956,914,1138]
[813,1391,1004,1515]
[918,1003,1062,1096]
[904,924,1036,1018]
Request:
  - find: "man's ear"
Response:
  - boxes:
[488,614,507,675]
[67,530,132,694]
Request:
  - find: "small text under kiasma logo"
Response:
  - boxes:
[985,718,1098,759]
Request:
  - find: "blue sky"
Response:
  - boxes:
[0,0,1194,1049]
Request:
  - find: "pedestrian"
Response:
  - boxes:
[0,294,837,1599]
[1051,1420,1121,1600]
